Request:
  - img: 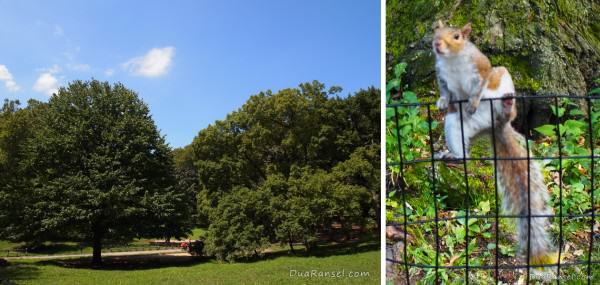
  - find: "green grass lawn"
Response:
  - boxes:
[1,248,379,284]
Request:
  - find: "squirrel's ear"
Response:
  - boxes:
[461,22,472,38]
[436,20,445,29]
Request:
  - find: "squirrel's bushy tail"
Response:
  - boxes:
[514,159,556,266]
[496,127,557,267]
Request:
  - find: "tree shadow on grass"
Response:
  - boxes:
[36,253,207,271]
[16,234,380,271]
[235,234,380,263]
[27,243,83,255]
[0,263,41,284]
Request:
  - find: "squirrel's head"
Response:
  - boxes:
[433,21,472,57]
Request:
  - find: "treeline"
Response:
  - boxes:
[0,79,379,263]
[179,81,380,261]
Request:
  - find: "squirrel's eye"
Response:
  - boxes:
[454,34,460,40]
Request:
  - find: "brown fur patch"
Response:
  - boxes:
[443,33,464,53]
[473,53,491,80]
[497,127,529,206]
[434,27,465,54]
[486,67,506,90]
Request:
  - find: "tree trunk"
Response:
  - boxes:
[373,191,380,233]
[304,239,311,254]
[92,232,103,266]
[288,234,296,254]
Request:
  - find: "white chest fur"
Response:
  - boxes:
[436,54,477,99]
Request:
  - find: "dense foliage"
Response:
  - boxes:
[0,80,192,264]
[191,81,380,261]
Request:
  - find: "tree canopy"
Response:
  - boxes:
[0,80,192,264]
[191,81,380,261]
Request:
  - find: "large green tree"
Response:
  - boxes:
[7,80,191,265]
[191,81,380,260]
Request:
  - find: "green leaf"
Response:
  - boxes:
[386,108,396,119]
[402,91,418,103]
[468,224,480,233]
[550,106,566,117]
[394,62,407,78]
[570,109,585,116]
[558,123,566,137]
[454,227,465,240]
[572,182,584,193]
[479,201,490,214]
[534,125,555,136]
[588,87,600,95]
[387,79,400,92]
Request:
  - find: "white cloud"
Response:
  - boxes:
[41,64,61,74]
[33,67,59,96]
[122,46,175,77]
[67,63,90,71]
[53,24,64,37]
[104,68,114,76]
[0,65,20,92]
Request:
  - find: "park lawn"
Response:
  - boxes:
[0,250,379,285]
[0,240,23,252]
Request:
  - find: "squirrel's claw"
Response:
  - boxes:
[466,104,477,115]
[466,98,480,115]
[436,97,448,110]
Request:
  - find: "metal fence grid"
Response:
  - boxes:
[386,95,600,284]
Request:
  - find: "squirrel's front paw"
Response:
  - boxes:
[466,99,479,115]
[436,97,448,110]
[466,103,477,115]
[434,150,455,160]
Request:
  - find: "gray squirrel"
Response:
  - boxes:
[433,21,558,267]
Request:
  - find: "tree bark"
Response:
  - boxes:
[304,239,311,254]
[92,231,103,266]
[373,191,380,232]
[288,234,296,254]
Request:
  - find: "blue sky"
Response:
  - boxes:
[0,0,380,148]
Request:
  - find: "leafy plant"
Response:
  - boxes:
[387,61,600,283]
